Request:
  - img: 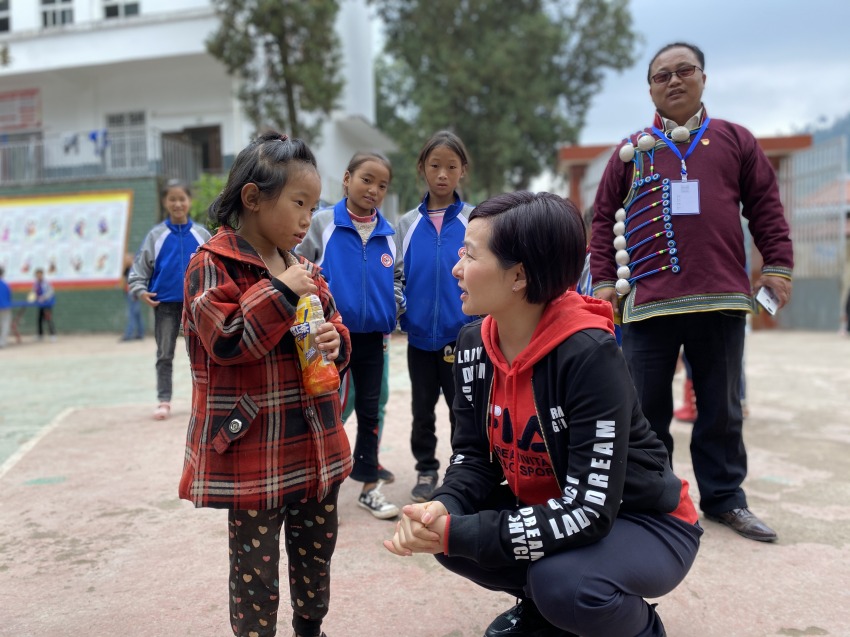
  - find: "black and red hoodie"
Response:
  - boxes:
[433,291,696,566]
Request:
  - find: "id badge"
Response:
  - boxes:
[671,180,700,215]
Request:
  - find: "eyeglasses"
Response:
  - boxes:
[650,64,702,85]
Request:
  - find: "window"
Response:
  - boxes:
[104,1,139,19]
[106,111,147,170]
[41,0,73,28]
[0,0,9,33]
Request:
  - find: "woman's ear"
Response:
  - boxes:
[240,183,260,212]
[511,264,527,292]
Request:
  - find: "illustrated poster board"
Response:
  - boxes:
[0,190,133,290]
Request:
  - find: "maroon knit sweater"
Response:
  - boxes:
[590,114,793,322]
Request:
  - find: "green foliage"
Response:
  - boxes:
[207,0,344,142]
[190,173,227,231]
[370,0,640,202]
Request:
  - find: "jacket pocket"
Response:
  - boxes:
[211,394,260,455]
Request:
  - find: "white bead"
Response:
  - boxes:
[618,143,635,162]
[614,208,626,222]
[617,265,631,279]
[613,235,627,251]
[615,278,632,295]
[671,126,690,143]
[613,221,626,236]
[615,249,630,266]
[637,134,655,151]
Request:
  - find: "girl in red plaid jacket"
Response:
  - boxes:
[180,131,351,637]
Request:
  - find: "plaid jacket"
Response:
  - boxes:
[179,226,352,510]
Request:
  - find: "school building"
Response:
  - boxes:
[557,135,850,331]
[0,0,393,335]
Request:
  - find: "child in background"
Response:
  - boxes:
[180,131,351,637]
[128,179,211,420]
[32,268,56,341]
[297,151,404,520]
[394,130,475,502]
[120,251,144,341]
[0,266,10,347]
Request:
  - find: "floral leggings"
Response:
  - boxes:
[228,484,340,637]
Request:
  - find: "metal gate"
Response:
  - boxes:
[778,137,847,329]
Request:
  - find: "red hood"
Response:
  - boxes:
[481,292,615,375]
[481,291,615,504]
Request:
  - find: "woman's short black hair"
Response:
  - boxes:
[469,191,586,304]
[209,130,318,229]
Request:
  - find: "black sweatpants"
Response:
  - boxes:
[347,331,386,483]
[407,342,457,473]
[436,505,701,637]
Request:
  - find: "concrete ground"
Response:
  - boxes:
[0,328,848,637]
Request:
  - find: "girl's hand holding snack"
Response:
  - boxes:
[315,321,340,360]
[277,262,317,298]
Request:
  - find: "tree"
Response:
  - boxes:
[370,0,639,202]
[207,0,344,142]
[190,173,227,231]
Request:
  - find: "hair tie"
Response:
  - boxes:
[279,134,288,142]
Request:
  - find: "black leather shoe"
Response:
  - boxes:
[705,507,778,542]
[484,599,577,637]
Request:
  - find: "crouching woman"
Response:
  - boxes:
[384,191,701,637]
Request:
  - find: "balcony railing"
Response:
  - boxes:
[0,128,202,187]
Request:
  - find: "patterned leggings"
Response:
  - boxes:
[228,484,340,637]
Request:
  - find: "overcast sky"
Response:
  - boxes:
[579,0,850,145]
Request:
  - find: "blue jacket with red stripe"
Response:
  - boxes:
[296,198,404,334]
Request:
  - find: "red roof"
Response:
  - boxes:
[557,134,813,167]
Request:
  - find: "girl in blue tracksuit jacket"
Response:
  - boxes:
[296,152,405,520]
[128,179,210,420]
[393,130,475,503]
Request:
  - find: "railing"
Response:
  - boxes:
[0,128,202,186]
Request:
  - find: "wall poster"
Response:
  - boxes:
[0,190,133,289]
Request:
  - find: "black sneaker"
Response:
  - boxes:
[357,482,400,519]
[484,599,577,637]
[377,465,395,483]
[410,470,439,502]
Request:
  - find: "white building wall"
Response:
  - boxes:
[337,0,375,123]
[1,11,216,76]
[0,0,391,203]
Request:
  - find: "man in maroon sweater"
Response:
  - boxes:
[590,42,793,542]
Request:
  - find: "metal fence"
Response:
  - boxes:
[777,136,847,330]
[0,128,202,186]
[778,137,847,279]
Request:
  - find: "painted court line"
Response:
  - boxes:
[0,407,75,481]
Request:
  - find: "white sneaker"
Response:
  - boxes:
[153,402,171,420]
[358,481,399,519]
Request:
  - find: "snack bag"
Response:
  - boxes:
[290,294,340,396]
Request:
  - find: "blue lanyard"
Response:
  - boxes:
[651,117,710,181]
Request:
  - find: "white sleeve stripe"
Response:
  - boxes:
[317,223,336,266]
[402,215,423,258]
